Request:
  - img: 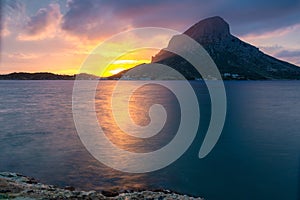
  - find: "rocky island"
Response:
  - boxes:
[110,16,300,80]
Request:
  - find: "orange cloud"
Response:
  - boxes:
[6,52,39,59]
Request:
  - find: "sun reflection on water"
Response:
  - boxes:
[95,81,181,153]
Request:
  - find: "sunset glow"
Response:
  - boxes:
[109,68,126,75]
[0,0,300,75]
[104,59,150,77]
[103,59,151,77]
[90,48,158,77]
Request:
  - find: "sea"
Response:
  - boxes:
[0,80,299,200]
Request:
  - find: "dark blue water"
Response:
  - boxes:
[0,80,299,200]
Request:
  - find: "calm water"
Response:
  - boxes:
[0,80,299,200]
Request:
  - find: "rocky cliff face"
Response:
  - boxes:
[149,16,300,80]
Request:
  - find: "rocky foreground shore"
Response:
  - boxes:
[0,172,204,200]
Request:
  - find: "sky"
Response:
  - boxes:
[0,0,300,76]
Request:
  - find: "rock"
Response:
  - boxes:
[0,172,204,200]
[0,189,11,193]
[101,190,119,197]
[25,178,38,184]
[64,185,75,191]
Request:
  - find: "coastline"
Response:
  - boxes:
[0,172,204,200]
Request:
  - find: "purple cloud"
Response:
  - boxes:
[0,3,4,36]
[61,0,132,40]
[273,49,300,66]
[59,0,300,39]
[0,0,27,37]
[19,3,61,39]
[276,49,300,58]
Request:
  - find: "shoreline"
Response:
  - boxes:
[0,172,204,199]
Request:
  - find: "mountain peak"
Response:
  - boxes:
[184,16,230,40]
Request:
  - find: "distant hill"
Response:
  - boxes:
[110,16,300,80]
[0,72,74,80]
[0,72,100,80]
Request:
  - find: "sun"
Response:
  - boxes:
[109,68,125,75]
[102,59,150,77]
[99,49,159,77]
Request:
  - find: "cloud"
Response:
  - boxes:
[259,45,283,53]
[59,0,300,39]
[6,52,39,59]
[246,43,300,66]
[209,0,300,35]
[0,0,27,37]
[18,3,62,41]
[61,0,132,40]
[275,49,300,58]
[0,2,4,36]
[0,20,10,37]
[271,48,300,66]
[3,0,300,41]
[60,0,220,39]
